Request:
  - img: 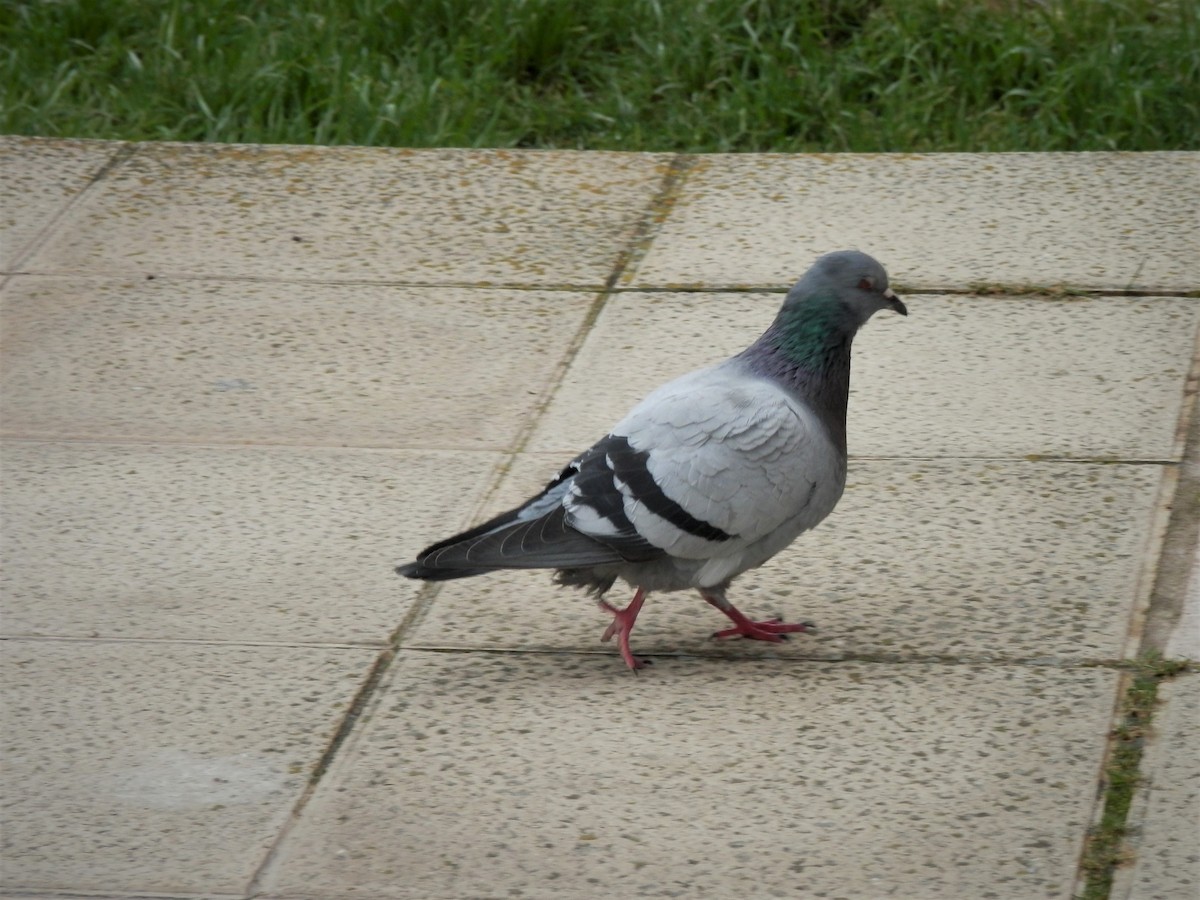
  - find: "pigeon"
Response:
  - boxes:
[397,250,906,669]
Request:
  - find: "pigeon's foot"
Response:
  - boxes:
[711,616,816,642]
[701,592,815,643]
[598,588,650,670]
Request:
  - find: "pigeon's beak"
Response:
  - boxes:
[884,288,907,316]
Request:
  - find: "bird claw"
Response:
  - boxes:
[711,618,817,642]
[598,591,650,670]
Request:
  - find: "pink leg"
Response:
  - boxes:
[702,591,815,642]
[597,588,650,670]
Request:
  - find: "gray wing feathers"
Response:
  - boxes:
[611,366,841,559]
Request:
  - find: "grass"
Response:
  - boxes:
[2,0,1196,151]
[1078,655,1193,900]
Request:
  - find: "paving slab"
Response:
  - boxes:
[631,153,1200,292]
[18,141,669,286]
[526,291,1200,460]
[0,276,596,448]
[1118,674,1200,900]
[0,137,124,271]
[265,651,1116,900]
[1165,542,1200,661]
[0,639,378,895]
[402,455,1162,664]
[0,441,500,643]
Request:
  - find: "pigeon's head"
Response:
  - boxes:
[786,250,907,327]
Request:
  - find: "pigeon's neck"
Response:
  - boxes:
[739,297,857,454]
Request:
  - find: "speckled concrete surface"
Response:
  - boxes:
[631,153,1200,292]
[267,652,1116,900]
[0,640,378,894]
[0,277,597,447]
[1165,544,1200,661]
[0,442,497,642]
[1,137,1197,900]
[20,141,670,287]
[0,138,124,270]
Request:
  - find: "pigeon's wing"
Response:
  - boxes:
[596,364,843,561]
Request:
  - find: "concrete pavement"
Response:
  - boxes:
[1,138,1197,898]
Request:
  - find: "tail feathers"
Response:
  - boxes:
[395,562,489,581]
[398,503,623,582]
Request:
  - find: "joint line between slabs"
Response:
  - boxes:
[244,643,397,896]
[1073,661,1193,899]
[395,645,1184,671]
[6,142,137,279]
[605,285,1200,300]
[3,270,619,292]
[0,435,1176,466]
[602,153,696,293]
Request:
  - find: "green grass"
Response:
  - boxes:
[1078,655,1193,900]
[2,0,1196,151]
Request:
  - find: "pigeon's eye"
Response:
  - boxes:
[857,277,874,291]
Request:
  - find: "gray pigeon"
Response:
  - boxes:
[397,250,906,669]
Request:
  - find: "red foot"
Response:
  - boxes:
[703,594,816,642]
[711,616,816,641]
[598,589,650,670]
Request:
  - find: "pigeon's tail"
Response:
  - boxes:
[394,561,489,581]
[397,504,624,579]
[395,468,626,582]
